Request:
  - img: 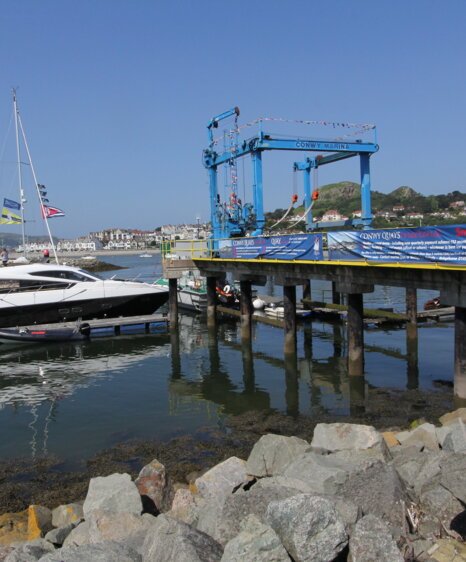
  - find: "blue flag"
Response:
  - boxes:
[4,198,21,211]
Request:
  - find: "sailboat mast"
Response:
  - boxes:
[12,90,27,255]
[16,110,59,265]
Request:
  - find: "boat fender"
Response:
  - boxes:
[79,323,91,337]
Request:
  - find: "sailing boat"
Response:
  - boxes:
[2,90,62,263]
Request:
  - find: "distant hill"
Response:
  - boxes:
[265,182,466,228]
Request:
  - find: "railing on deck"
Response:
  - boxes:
[162,225,466,269]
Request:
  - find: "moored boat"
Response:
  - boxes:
[0,323,90,344]
[0,263,169,328]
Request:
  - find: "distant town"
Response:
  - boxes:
[5,183,466,254]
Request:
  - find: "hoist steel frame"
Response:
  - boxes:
[204,110,379,243]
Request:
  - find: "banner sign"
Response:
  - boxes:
[219,233,323,261]
[327,226,466,264]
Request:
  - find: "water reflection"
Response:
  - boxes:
[0,310,447,464]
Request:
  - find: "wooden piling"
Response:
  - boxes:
[168,278,178,329]
[206,276,217,328]
[454,306,466,400]
[332,281,341,305]
[283,285,297,354]
[347,293,364,376]
[303,279,311,301]
[240,280,253,342]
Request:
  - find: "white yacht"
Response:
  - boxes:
[0,263,169,328]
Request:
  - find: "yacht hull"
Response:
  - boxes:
[0,291,169,328]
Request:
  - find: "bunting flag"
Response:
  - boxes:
[42,205,65,219]
[0,198,22,224]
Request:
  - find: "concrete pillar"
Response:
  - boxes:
[302,279,311,301]
[283,285,297,354]
[332,281,341,305]
[347,293,364,376]
[454,306,466,400]
[206,276,217,328]
[168,278,178,329]
[240,280,253,343]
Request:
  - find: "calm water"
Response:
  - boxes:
[0,253,453,464]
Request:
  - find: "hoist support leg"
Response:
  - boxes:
[304,166,313,230]
[209,166,220,244]
[251,151,265,235]
[360,153,372,229]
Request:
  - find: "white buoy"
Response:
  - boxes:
[253,298,266,310]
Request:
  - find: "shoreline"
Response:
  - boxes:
[0,384,453,514]
[8,248,161,259]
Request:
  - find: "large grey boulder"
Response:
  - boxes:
[62,521,91,547]
[135,459,168,513]
[338,459,409,535]
[393,448,444,495]
[194,457,247,501]
[418,482,464,538]
[246,434,309,477]
[254,478,361,532]
[196,482,299,546]
[396,423,439,451]
[348,514,403,562]
[311,423,382,453]
[51,503,83,528]
[168,488,200,525]
[141,514,223,562]
[439,408,466,426]
[220,514,289,562]
[45,523,77,546]
[442,419,466,453]
[4,539,54,562]
[266,494,347,562]
[280,451,351,495]
[440,453,466,503]
[83,473,142,517]
[63,510,156,553]
[38,541,141,562]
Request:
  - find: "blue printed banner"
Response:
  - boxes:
[328,226,466,264]
[219,233,323,261]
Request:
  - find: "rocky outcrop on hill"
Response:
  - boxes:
[1,410,466,561]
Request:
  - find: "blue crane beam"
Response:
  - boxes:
[204,136,378,167]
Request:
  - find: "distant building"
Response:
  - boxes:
[449,201,465,209]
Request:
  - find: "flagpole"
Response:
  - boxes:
[16,113,59,265]
[12,90,27,256]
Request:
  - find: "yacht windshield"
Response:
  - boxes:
[30,269,101,282]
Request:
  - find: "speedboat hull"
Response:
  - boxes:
[0,291,169,328]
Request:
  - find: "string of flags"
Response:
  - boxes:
[38,184,65,219]
[0,184,65,225]
[212,115,376,147]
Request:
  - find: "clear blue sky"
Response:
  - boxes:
[0,0,464,238]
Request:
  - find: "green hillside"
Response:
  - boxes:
[265,182,466,229]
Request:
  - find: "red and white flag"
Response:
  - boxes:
[42,205,65,219]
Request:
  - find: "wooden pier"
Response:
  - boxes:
[15,314,169,338]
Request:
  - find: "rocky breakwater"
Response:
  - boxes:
[1,409,466,561]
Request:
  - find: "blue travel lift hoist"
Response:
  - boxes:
[203,107,379,247]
